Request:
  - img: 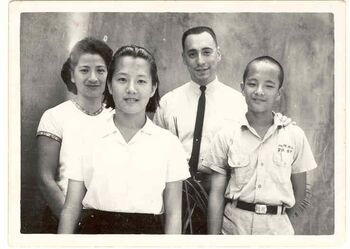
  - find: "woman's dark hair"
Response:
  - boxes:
[60,37,113,100]
[105,45,160,113]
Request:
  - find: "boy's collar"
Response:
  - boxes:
[240,111,291,129]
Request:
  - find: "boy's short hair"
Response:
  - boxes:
[182,26,218,50]
[243,56,284,89]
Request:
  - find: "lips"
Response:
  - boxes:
[124,98,138,103]
[252,98,266,102]
[86,84,100,88]
[195,68,209,72]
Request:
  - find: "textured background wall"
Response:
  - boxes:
[20,12,334,234]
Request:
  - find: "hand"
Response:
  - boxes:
[274,112,295,127]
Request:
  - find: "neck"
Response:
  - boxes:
[113,110,147,130]
[74,95,103,113]
[246,111,274,130]
[193,76,216,86]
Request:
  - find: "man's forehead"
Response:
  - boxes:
[183,32,217,50]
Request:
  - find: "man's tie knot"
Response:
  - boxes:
[200,85,206,93]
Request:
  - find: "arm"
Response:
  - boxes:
[287,172,306,219]
[57,179,86,234]
[208,172,227,234]
[37,136,65,218]
[163,180,183,234]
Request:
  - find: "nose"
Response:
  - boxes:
[126,80,136,94]
[196,54,205,65]
[255,84,264,96]
[88,71,98,83]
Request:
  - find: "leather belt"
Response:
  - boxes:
[236,200,286,215]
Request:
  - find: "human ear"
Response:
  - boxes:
[107,81,112,95]
[217,46,222,62]
[70,71,75,83]
[240,82,245,95]
[276,87,282,101]
[182,52,187,65]
[150,83,157,97]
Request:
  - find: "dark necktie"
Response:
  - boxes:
[189,85,206,177]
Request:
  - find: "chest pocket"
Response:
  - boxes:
[228,150,252,188]
[272,143,294,184]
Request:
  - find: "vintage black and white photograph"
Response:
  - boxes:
[8,0,346,247]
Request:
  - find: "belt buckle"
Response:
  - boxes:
[255,204,267,214]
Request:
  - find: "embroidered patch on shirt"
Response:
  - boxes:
[277,144,294,153]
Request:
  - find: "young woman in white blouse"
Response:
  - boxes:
[36,37,113,233]
[58,45,190,234]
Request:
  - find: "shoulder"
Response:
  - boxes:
[149,121,181,142]
[100,105,114,118]
[40,100,73,120]
[216,81,245,103]
[280,121,307,141]
[44,100,75,115]
[217,82,242,95]
[286,123,306,136]
[159,83,190,104]
[215,122,241,142]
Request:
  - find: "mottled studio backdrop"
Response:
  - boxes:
[20,13,334,234]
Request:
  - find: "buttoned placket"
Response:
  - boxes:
[246,124,278,204]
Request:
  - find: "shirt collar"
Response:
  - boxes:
[102,114,155,138]
[189,77,219,94]
[139,116,155,135]
[239,112,284,130]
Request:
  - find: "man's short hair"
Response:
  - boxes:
[243,55,284,89]
[182,26,218,50]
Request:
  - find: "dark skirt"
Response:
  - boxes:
[79,209,163,234]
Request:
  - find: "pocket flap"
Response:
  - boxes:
[228,151,250,168]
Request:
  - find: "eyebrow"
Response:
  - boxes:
[115,72,149,77]
[187,47,213,52]
[78,64,106,68]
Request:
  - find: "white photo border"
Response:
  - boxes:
[8,1,346,247]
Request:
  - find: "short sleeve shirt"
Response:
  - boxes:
[203,113,317,208]
[66,116,190,214]
[36,100,113,195]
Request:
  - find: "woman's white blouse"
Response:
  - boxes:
[66,116,190,214]
[36,100,113,195]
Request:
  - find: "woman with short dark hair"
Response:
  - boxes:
[36,37,113,233]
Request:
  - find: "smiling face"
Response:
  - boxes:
[71,53,107,100]
[108,56,156,116]
[241,61,281,115]
[182,32,221,86]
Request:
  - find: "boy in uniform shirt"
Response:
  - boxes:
[204,56,317,235]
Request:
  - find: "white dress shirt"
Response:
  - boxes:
[153,78,247,172]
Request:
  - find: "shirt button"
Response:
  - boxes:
[257,184,262,189]
[260,162,264,166]
[195,138,199,142]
